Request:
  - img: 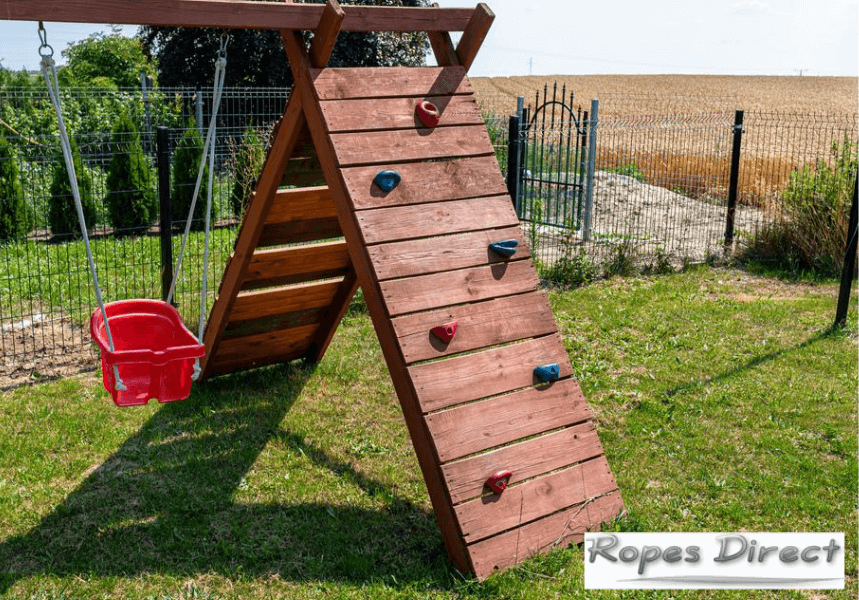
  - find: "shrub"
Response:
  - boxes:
[48,136,97,237]
[229,126,265,219]
[541,249,599,288]
[0,132,32,242]
[741,134,857,277]
[105,111,156,234]
[171,124,211,231]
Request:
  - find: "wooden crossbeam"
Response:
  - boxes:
[0,0,476,32]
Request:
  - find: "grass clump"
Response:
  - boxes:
[605,160,646,182]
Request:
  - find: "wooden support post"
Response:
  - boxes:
[282,29,472,574]
[455,3,494,71]
[310,0,345,68]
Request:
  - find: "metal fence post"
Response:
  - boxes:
[141,72,152,153]
[724,110,745,248]
[582,98,599,243]
[835,172,858,327]
[157,126,175,304]
[195,91,204,135]
[507,114,521,210]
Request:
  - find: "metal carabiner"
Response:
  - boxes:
[37,21,54,59]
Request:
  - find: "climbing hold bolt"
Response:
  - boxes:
[489,239,518,257]
[486,471,513,495]
[373,170,401,192]
[416,100,440,128]
[533,363,560,383]
[430,321,458,343]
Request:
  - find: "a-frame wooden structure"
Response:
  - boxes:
[2,0,623,579]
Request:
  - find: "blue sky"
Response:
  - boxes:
[0,0,856,77]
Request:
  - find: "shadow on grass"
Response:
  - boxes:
[0,363,453,593]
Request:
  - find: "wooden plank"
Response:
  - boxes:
[468,492,625,580]
[319,95,483,133]
[381,260,539,317]
[285,29,472,573]
[369,226,529,282]
[208,324,319,375]
[265,186,337,225]
[342,156,508,210]
[258,217,343,247]
[455,456,619,544]
[242,241,351,290]
[427,378,590,463]
[303,268,360,363]
[455,4,495,71]
[200,84,306,381]
[281,157,326,188]
[442,423,604,504]
[331,125,494,167]
[428,30,460,67]
[409,334,573,413]
[1,1,476,32]
[357,195,519,245]
[312,66,471,100]
[392,290,554,364]
[223,307,324,340]
[309,0,345,69]
[230,280,342,322]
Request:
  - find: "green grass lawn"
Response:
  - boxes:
[0,267,856,599]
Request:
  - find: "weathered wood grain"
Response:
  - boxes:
[455,456,619,544]
[311,66,471,100]
[381,260,539,317]
[369,226,528,282]
[230,280,342,322]
[427,377,590,463]
[391,290,553,363]
[468,492,625,580]
[442,423,604,504]
[331,125,494,166]
[207,323,319,375]
[342,156,509,211]
[242,241,351,290]
[357,195,519,245]
[319,95,483,133]
[409,333,573,413]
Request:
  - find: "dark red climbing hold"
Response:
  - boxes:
[373,170,401,192]
[489,239,518,257]
[430,321,458,343]
[533,363,560,383]
[486,471,513,495]
[416,100,440,128]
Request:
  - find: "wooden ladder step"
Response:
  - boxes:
[258,186,342,247]
[242,240,351,291]
[230,280,343,322]
[207,323,319,376]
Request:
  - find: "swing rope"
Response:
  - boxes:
[166,34,228,380]
[38,23,126,391]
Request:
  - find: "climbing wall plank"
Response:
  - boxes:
[380,261,539,317]
[409,334,573,413]
[426,378,591,462]
[391,291,555,364]
[242,242,351,290]
[311,66,471,99]
[331,125,494,166]
[342,156,508,210]
[441,423,604,504]
[320,95,483,132]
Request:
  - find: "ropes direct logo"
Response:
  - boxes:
[584,532,844,589]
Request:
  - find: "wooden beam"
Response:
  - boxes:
[0,0,476,32]
[455,3,494,70]
[428,31,460,67]
[309,0,345,68]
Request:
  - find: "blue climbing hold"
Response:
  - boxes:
[533,363,560,383]
[489,239,518,257]
[374,170,401,192]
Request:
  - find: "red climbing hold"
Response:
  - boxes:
[486,471,513,495]
[416,100,440,128]
[430,321,458,343]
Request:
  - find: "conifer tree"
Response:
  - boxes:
[171,124,211,231]
[48,135,96,237]
[0,132,32,241]
[106,111,156,233]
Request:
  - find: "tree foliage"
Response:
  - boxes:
[106,111,156,233]
[0,132,32,241]
[230,126,266,218]
[48,136,97,237]
[138,0,429,89]
[62,30,158,89]
[171,124,211,230]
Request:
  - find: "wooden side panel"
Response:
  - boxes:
[207,324,319,375]
[357,196,518,245]
[230,280,342,322]
[311,66,471,100]
[342,156,509,211]
[242,242,351,290]
[442,423,604,504]
[320,95,483,133]
[468,492,625,579]
[455,456,619,544]
[380,261,539,317]
[409,334,573,413]
[426,378,590,463]
[392,290,555,364]
[265,186,337,224]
